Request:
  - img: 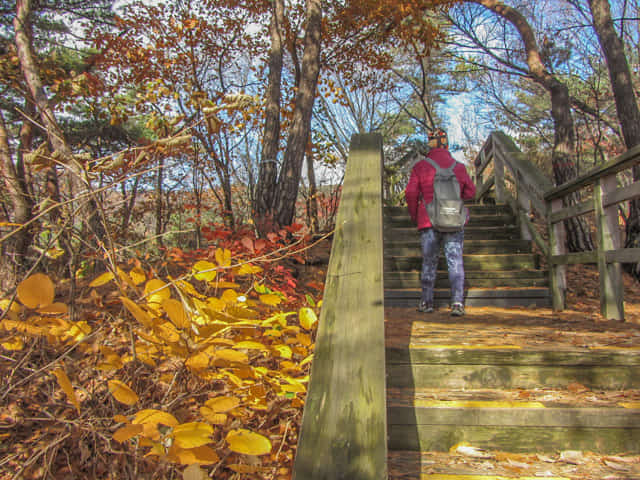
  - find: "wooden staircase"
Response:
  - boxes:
[384,203,551,308]
[384,202,640,478]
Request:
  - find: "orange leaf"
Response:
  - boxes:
[52,368,80,413]
[17,273,54,308]
[108,380,139,406]
[113,424,143,443]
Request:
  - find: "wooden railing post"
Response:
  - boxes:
[476,148,485,202]
[595,174,624,320]
[517,178,533,241]
[494,145,505,203]
[292,133,387,480]
[548,198,567,311]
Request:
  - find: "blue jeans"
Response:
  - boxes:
[420,228,465,305]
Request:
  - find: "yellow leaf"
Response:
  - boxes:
[234,341,268,351]
[17,273,54,309]
[199,408,227,424]
[214,349,248,364]
[52,368,80,413]
[259,294,281,306]
[299,307,318,330]
[236,263,262,275]
[113,424,143,442]
[129,267,146,285]
[113,414,129,423]
[215,248,231,267]
[185,352,210,370]
[300,354,314,366]
[272,345,292,359]
[132,409,179,427]
[171,422,214,448]
[203,396,239,413]
[89,271,115,288]
[209,281,240,289]
[145,279,171,306]
[206,297,226,311]
[117,267,137,289]
[65,321,91,342]
[170,445,219,465]
[120,297,154,328]
[45,247,65,259]
[225,429,272,455]
[281,383,306,393]
[192,261,217,282]
[162,298,190,328]
[2,337,24,351]
[108,380,139,406]
[37,302,68,315]
[156,321,181,343]
[221,289,238,304]
[264,329,282,337]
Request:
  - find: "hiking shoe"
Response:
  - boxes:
[450,303,465,316]
[417,301,434,313]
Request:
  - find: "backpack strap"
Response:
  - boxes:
[423,156,458,173]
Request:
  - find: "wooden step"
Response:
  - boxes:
[388,405,640,453]
[385,240,533,255]
[385,254,540,272]
[388,449,640,479]
[384,288,551,308]
[386,214,516,228]
[385,226,521,240]
[386,346,640,390]
[385,204,514,216]
[384,271,549,289]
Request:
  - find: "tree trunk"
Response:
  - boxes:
[155,156,165,247]
[0,111,34,291]
[587,0,640,279]
[306,152,319,233]
[14,0,104,245]
[473,0,594,252]
[254,0,285,235]
[273,0,322,228]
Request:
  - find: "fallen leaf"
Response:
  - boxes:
[226,429,272,455]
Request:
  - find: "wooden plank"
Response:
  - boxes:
[603,180,640,207]
[384,288,550,299]
[606,248,640,263]
[385,347,640,366]
[475,177,494,202]
[545,143,640,201]
[595,175,624,320]
[548,198,566,310]
[549,199,593,223]
[550,251,597,265]
[388,424,640,453]
[292,134,387,480]
[385,364,640,389]
[388,405,640,428]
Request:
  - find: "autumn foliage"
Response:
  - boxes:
[1,227,326,479]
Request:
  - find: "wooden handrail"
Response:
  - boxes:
[292,133,387,480]
[475,131,640,320]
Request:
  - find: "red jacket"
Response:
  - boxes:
[405,148,476,230]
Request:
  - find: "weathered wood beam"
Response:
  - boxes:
[292,133,387,480]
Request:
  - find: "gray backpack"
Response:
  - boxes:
[423,157,467,232]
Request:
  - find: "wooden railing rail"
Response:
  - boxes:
[292,133,387,480]
[475,131,640,320]
[475,132,552,256]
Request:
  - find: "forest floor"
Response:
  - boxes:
[2,233,639,479]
